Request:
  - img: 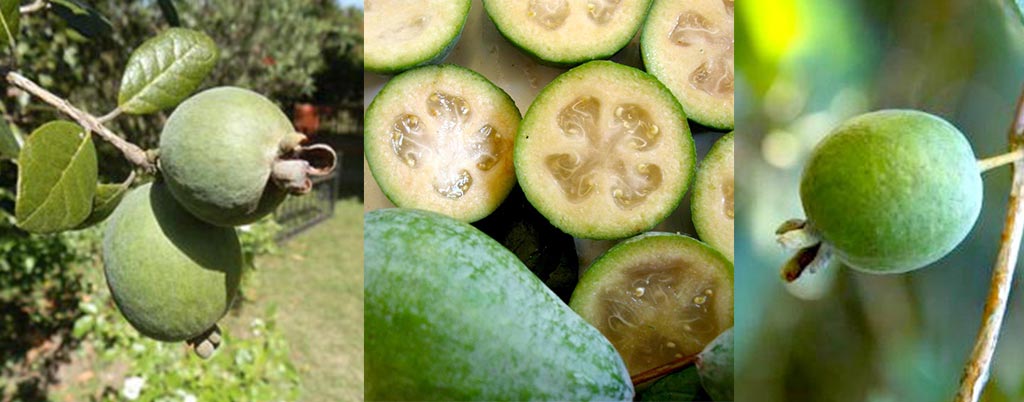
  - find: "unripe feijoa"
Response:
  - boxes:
[799,109,982,273]
[103,182,243,342]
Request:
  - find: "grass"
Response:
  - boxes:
[226,198,364,401]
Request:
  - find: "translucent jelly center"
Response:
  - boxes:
[670,7,734,96]
[545,96,662,209]
[389,92,505,199]
[723,178,734,219]
[596,260,720,374]
[529,0,570,29]
[587,0,622,24]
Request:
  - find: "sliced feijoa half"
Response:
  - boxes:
[642,0,734,129]
[692,132,734,261]
[516,61,695,239]
[570,232,734,376]
[482,0,653,66]
[364,0,471,74]
[365,64,521,222]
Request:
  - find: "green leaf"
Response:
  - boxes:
[118,28,219,114]
[639,366,703,402]
[157,0,180,27]
[0,118,20,160]
[49,0,112,38]
[0,0,18,50]
[15,121,98,233]
[75,173,134,229]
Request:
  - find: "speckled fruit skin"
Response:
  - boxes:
[365,208,633,401]
[800,109,983,273]
[103,182,243,342]
[159,86,294,227]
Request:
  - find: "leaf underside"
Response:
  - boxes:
[118,27,219,114]
[15,121,98,233]
[75,175,134,229]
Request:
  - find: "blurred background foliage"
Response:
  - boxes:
[736,0,1024,401]
[0,0,363,400]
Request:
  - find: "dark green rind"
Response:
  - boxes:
[696,328,734,402]
[159,87,292,227]
[800,110,982,273]
[364,0,470,75]
[365,64,521,223]
[365,208,633,401]
[103,182,242,342]
[482,0,653,67]
[692,132,733,260]
[515,61,695,239]
[640,0,733,130]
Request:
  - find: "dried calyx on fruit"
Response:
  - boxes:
[159,87,336,227]
[778,110,983,281]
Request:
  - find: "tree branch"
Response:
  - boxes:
[955,84,1024,402]
[4,71,155,172]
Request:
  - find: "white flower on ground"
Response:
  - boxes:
[122,376,145,400]
[175,389,198,402]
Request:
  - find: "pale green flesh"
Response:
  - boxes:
[365,208,633,401]
[692,132,734,261]
[103,182,242,342]
[364,0,470,73]
[570,233,733,376]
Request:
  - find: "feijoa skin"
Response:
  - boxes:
[364,0,471,74]
[692,132,734,261]
[800,109,982,273]
[103,182,243,342]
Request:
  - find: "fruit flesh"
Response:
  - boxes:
[159,86,293,227]
[800,109,982,273]
[516,61,694,239]
[103,182,242,342]
[364,0,470,73]
[483,0,653,65]
[570,233,733,376]
[692,132,734,261]
[642,0,734,129]
[366,65,520,222]
[366,208,633,401]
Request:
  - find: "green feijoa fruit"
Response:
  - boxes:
[696,327,733,401]
[366,208,633,401]
[692,132,733,261]
[159,86,336,227]
[103,182,243,342]
[473,186,579,302]
[516,61,695,239]
[365,65,521,223]
[641,0,734,129]
[483,0,653,66]
[800,109,982,273]
[570,232,733,376]
[364,0,470,74]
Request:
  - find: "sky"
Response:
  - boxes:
[335,0,363,9]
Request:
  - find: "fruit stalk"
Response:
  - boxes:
[977,149,1024,173]
[955,86,1024,402]
[4,70,155,172]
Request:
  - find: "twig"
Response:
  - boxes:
[978,149,1024,173]
[4,71,155,172]
[955,85,1024,402]
[19,0,47,14]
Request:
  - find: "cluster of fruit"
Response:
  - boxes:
[103,87,336,358]
[364,0,734,400]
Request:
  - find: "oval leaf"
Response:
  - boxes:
[0,0,18,50]
[75,172,134,229]
[50,0,113,38]
[0,118,20,160]
[15,121,98,233]
[118,28,219,114]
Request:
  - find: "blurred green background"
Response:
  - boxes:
[736,0,1024,401]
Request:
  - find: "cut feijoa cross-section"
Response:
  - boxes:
[365,64,521,222]
[364,0,471,74]
[570,233,734,376]
[692,132,734,261]
[642,0,734,129]
[515,61,694,239]
[482,0,653,66]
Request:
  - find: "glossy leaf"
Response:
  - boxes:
[0,118,20,160]
[50,0,112,38]
[118,28,219,114]
[158,0,180,27]
[0,0,18,50]
[15,121,98,233]
[639,366,702,402]
[75,173,134,229]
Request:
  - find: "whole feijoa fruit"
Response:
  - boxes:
[799,109,982,273]
[159,87,335,227]
[103,182,243,342]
